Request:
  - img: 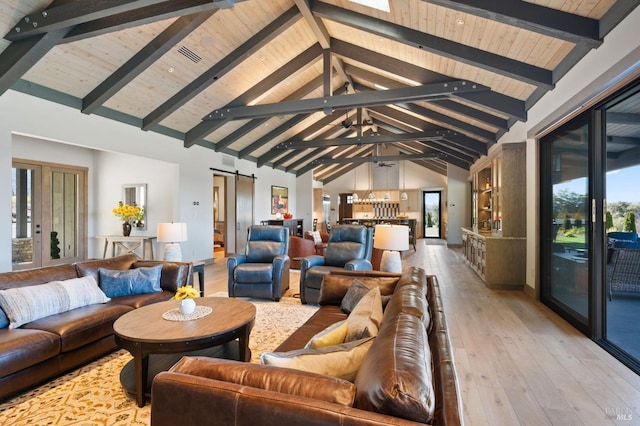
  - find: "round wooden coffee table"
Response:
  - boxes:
[113,297,255,407]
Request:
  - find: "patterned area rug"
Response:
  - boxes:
[0,298,317,425]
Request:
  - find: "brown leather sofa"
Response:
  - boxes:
[151,267,463,425]
[0,254,193,400]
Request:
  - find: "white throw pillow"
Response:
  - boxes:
[261,337,374,382]
[0,276,110,329]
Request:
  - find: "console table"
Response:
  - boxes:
[99,235,156,260]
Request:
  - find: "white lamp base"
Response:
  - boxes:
[380,250,402,273]
[163,243,182,261]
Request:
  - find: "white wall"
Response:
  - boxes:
[0,89,301,271]
[496,5,640,291]
[445,164,470,245]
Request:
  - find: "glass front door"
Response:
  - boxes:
[423,191,441,238]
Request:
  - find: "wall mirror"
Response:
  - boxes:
[122,183,146,230]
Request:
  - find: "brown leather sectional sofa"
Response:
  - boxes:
[0,254,193,400]
[151,267,463,425]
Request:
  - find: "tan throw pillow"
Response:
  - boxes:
[345,287,383,342]
[260,337,374,382]
[305,320,348,349]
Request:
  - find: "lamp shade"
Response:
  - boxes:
[373,225,409,251]
[157,223,187,243]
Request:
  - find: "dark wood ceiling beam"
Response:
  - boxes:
[81,11,214,114]
[62,0,223,43]
[185,43,322,147]
[415,159,448,175]
[394,101,497,142]
[257,113,344,166]
[330,38,526,121]
[203,79,487,121]
[313,2,553,88]
[238,114,310,159]
[310,152,443,166]
[299,145,369,177]
[420,0,600,47]
[346,65,509,131]
[284,129,357,171]
[5,0,171,41]
[275,130,448,150]
[316,161,362,184]
[272,126,354,169]
[0,28,69,96]
[143,6,301,131]
[402,140,475,165]
[370,105,487,155]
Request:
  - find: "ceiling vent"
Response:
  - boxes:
[177,46,202,64]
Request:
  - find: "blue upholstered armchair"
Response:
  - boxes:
[299,225,373,304]
[227,225,290,301]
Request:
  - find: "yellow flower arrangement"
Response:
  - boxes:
[171,285,200,300]
[112,201,144,223]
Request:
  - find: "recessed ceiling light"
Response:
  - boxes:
[167,67,174,73]
[349,0,390,13]
[259,55,266,61]
[456,18,465,25]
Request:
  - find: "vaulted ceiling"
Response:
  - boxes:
[1,0,637,183]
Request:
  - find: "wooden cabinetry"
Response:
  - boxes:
[399,190,420,213]
[264,219,303,237]
[464,142,526,289]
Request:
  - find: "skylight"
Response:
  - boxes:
[349,0,390,13]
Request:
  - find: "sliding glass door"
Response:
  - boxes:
[540,79,640,374]
[540,116,591,332]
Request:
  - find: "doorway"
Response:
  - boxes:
[423,191,441,238]
[12,160,87,270]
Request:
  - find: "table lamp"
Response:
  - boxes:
[373,224,409,273]
[157,222,187,261]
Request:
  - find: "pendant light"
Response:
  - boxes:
[352,166,359,202]
[368,160,375,200]
[400,160,408,201]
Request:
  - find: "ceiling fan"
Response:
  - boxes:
[376,161,395,167]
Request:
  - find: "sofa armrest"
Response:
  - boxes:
[151,370,423,426]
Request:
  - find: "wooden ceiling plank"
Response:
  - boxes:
[395,102,497,142]
[421,0,600,46]
[142,6,301,131]
[204,79,486,121]
[5,0,172,41]
[186,43,323,147]
[237,114,309,159]
[81,11,215,114]
[0,28,69,96]
[281,128,357,170]
[301,144,367,177]
[313,2,553,88]
[63,0,222,44]
[331,38,526,120]
[275,130,446,150]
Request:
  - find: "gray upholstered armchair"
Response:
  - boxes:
[227,225,290,301]
[299,224,373,304]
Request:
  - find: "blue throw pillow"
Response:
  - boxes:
[98,265,162,298]
[0,308,9,329]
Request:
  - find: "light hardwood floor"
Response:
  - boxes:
[202,241,640,425]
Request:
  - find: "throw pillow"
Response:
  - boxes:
[345,287,383,342]
[98,265,162,298]
[305,320,348,349]
[261,337,374,382]
[0,308,10,329]
[311,230,323,245]
[0,276,110,329]
[340,279,370,313]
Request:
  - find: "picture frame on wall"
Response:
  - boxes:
[271,185,288,214]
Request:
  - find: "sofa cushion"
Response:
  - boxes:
[98,265,162,297]
[261,337,374,382]
[0,276,110,329]
[234,263,273,283]
[345,287,383,342]
[354,312,435,423]
[23,303,132,352]
[385,282,431,332]
[171,356,357,407]
[305,320,348,349]
[0,328,60,376]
